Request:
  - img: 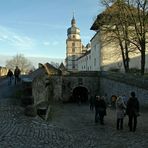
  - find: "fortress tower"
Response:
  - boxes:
[65,15,84,71]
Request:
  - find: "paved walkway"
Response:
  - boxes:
[0,77,148,148]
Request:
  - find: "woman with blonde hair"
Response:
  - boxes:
[116,96,126,130]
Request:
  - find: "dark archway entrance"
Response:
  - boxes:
[72,86,88,103]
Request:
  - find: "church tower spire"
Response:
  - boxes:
[71,12,76,27]
[65,15,83,71]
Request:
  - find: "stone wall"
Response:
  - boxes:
[32,73,49,105]
[51,76,62,101]
[99,73,148,106]
[62,72,99,102]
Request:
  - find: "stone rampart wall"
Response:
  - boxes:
[100,72,148,106]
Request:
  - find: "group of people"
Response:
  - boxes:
[89,91,140,132]
[116,92,139,132]
[7,66,21,85]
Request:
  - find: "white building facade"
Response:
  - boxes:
[77,2,148,73]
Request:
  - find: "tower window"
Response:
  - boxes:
[72,43,75,46]
[73,35,75,38]
[72,48,75,53]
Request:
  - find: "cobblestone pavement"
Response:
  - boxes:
[0,101,148,148]
[0,78,148,148]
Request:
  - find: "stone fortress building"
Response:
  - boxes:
[29,6,148,112]
[65,3,148,73]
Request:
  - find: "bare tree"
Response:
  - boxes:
[6,54,33,74]
[125,0,148,75]
[100,0,148,75]
[99,0,136,72]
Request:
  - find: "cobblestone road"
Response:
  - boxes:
[0,78,148,148]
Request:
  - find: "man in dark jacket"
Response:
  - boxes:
[95,96,106,125]
[14,66,21,84]
[7,69,13,85]
[126,91,139,132]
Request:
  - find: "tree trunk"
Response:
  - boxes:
[141,49,145,75]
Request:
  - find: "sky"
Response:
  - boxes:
[0,0,104,61]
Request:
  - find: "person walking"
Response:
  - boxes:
[94,95,99,123]
[126,91,140,132]
[89,95,94,111]
[7,69,13,85]
[14,66,21,85]
[116,96,126,130]
[94,96,106,125]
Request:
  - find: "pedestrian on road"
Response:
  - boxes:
[89,95,94,111]
[94,95,106,125]
[7,69,13,85]
[14,66,21,85]
[116,96,126,130]
[110,95,117,108]
[94,95,100,123]
[126,91,140,132]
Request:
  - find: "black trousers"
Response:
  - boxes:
[15,76,19,84]
[90,103,94,111]
[99,111,104,124]
[117,118,123,130]
[95,109,99,123]
[128,114,137,131]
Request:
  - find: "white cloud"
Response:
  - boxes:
[43,41,50,46]
[3,35,8,39]
[16,21,66,30]
[43,41,59,46]
[0,25,35,51]
[11,35,34,49]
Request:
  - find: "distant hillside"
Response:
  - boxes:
[0,55,64,68]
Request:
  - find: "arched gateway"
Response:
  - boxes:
[71,86,88,103]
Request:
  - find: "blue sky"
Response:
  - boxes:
[0,0,104,59]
